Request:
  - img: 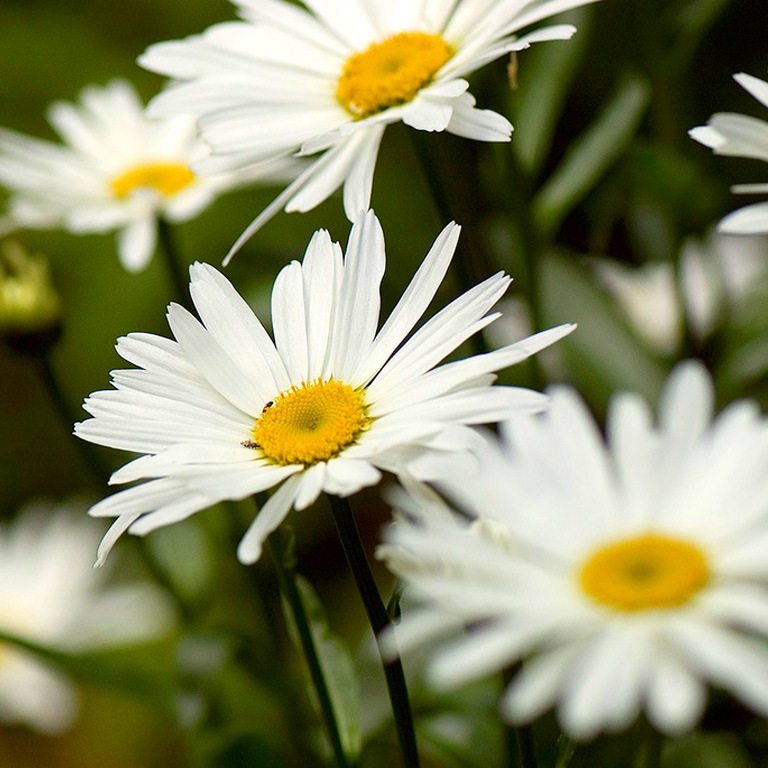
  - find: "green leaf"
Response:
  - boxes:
[663,732,752,768]
[511,7,594,177]
[541,249,668,412]
[283,576,363,763]
[533,75,651,239]
[0,629,175,715]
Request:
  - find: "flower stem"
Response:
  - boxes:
[35,351,112,487]
[643,727,664,768]
[265,528,350,768]
[157,217,192,311]
[409,131,492,355]
[503,665,539,768]
[328,494,420,768]
[514,724,539,768]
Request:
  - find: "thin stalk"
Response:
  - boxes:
[643,727,664,768]
[503,664,539,768]
[328,494,420,768]
[35,351,112,487]
[409,132,492,355]
[157,217,192,311]
[265,530,351,768]
[515,725,539,768]
[35,351,195,619]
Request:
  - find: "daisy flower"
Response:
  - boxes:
[690,73,768,235]
[0,500,172,733]
[139,0,601,259]
[0,79,288,272]
[74,210,574,567]
[378,361,768,739]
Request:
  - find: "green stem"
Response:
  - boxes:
[499,147,547,390]
[265,530,351,768]
[515,724,538,768]
[328,494,420,768]
[503,665,538,768]
[643,727,664,768]
[409,131,493,356]
[157,217,192,310]
[35,351,112,487]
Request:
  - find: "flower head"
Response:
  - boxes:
[379,362,768,739]
[139,0,600,259]
[0,80,282,271]
[690,72,768,234]
[0,501,172,733]
[75,210,573,566]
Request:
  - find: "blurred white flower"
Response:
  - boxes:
[0,80,291,272]
[140,0,600,259]
[75,210,573,566]
[690,72,768,234]
[0,500,173,733]
[379,362,768,739]
[592,230,768,353]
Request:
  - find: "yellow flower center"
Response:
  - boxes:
[251,379,371,466]
[110,162,196,199]
[579,534,710,612]
[336,32,453,119]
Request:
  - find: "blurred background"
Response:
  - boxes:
[0,0,767,766]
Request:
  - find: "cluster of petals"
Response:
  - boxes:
[75,211,574,566]
[139,0,601,257]
[379,361,768,739]
[690,73,768,235]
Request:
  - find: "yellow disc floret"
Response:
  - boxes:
[336,32,453,119]
[110,162,196,199]
[252,379,371,466]
[579,534,710,612]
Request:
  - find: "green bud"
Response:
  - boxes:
[0,240,62,354]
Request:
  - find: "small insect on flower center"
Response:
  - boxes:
[110,163,196,199]
[250,379,371,466]
[336,32,453,119]
[579,534,710,612]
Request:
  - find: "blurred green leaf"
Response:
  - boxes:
[0,629,176,716]
[533,75,651,239]
[541,249,668,411]
[284,575,363,763]
[511,7,593,177]
[663,732,752,768]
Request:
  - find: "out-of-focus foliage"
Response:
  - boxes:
[0,0,767,766]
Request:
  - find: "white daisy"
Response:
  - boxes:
[690,72,768,235]
[0,79,287,272]
[139,0,600,259]
[0,500,172,733]
[74,210,574,567]
[378,361,768,739]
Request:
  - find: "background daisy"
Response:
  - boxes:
[690,73,768,234]
[0,500,172,733]
[139,0,601,255]
[379,361,768,739]
[0,79,289,271]
[75,210,573,566]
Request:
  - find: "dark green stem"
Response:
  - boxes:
[157,217,192,310]
[328,494,420,768]
[35,351,112,487]
[643,727,664,768]
[503,665,538,768]
[265,530,351,768]
[409,131,493,356]
[515,725,539,768]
